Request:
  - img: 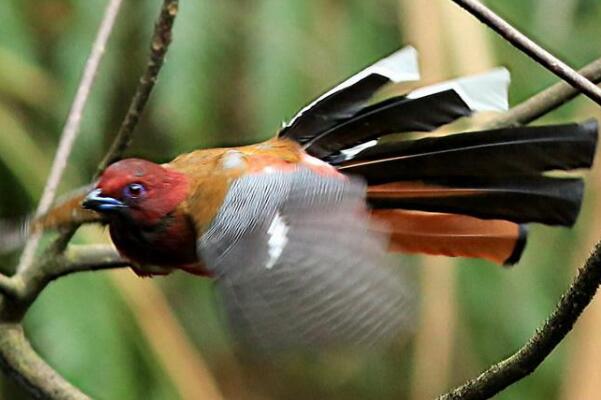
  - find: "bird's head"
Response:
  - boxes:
[82,159,189,225]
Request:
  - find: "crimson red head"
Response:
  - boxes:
[83,158,189,225]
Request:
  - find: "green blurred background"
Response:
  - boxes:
[1,0,601,399]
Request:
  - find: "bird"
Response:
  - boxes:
[38,47,598,351]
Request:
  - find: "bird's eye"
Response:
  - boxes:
[123,183,146,199]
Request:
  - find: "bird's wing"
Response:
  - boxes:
[197,168,415,352]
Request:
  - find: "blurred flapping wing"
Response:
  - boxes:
[197,169,415,352]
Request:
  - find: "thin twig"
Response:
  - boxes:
[50,245,129,280]
[450,0,601,106]
[437,243,601,400]
[96,0,179,175]
[49,0,179,257]
[16,0,123,274]
[483,57,601,129]
[0,2,182,398]
[0,0,599,397]
[0,246,129,398]
[0,246,127,302]
[436,53,601,400]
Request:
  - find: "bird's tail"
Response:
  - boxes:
[279,47,598,265]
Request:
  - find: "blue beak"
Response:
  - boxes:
[82,189,126,212]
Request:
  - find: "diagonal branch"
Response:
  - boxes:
[0,3,123,383]
[482,57,601,129]
[0,1,180,399]
[436,11,601,396]
[96,0,179,175]
[2,0,180,257]
[1,1,600,398]
[16,0,124,275]
[0,324,89,400]
[52,0,179,256]
[437,243,601,400]
[450,0,601,106]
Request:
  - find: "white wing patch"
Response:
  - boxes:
[266,212,289,269]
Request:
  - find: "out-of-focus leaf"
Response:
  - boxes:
[154,1,230,151]
[0,1,38,59]
[247,0,313,137]
[0,47,56,108]
[0,105,50,198]
[25,274,141,399]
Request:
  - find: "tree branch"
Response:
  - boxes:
[0,323,89,400]
[0,245,127,302]
[0,1,124,391]
[0,244,128,400]
[435,7,601,398]
[16,0,124,275]
[437,243,601,400]
[483,57,601,129]
[0,1,179,398]
[49,245,129,281]
[97,0,179,175]
[1,0,600,398]
[450,0,601,106]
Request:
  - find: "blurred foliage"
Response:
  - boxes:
[1,0,600,399]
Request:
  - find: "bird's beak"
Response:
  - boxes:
[82,189,126,212]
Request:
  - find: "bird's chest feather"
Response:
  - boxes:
[109,211,199,269]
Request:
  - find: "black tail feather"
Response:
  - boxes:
[305,90,473,159]
[280,74,390,145]
[339,120,598,227]
[278,47,597,231]
[367,177,584,226]
[337,120,598,178]
[279,47,420,145]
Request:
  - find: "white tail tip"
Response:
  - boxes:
[408,67,510,112]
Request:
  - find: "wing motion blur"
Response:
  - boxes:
[198,169,415,351]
